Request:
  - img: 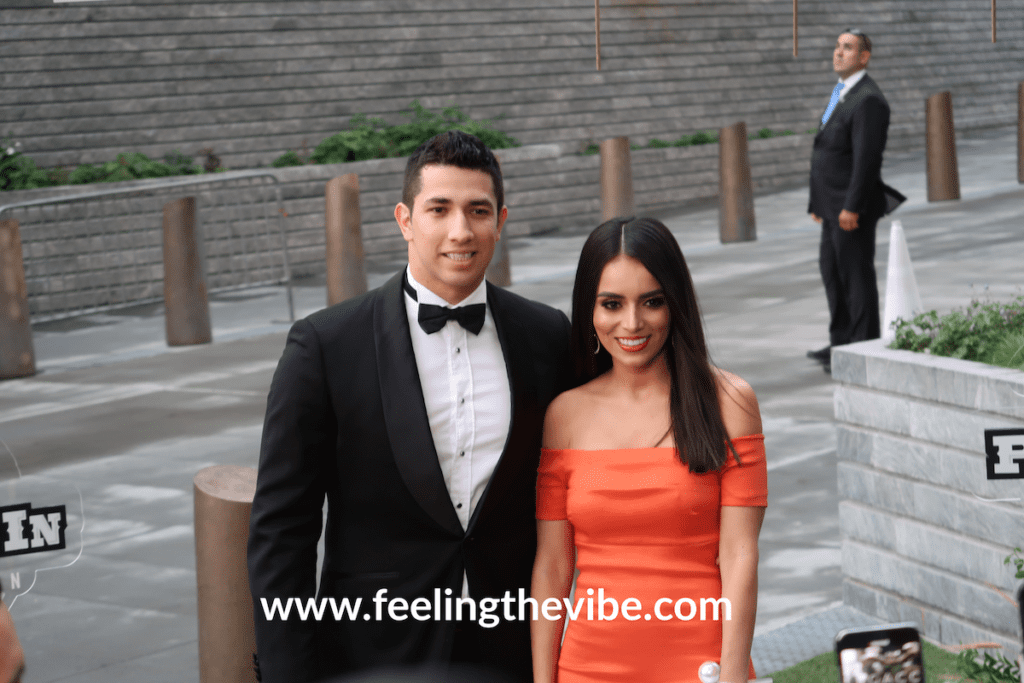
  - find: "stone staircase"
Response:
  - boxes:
[2,0,1021,175]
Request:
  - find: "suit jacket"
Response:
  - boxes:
[808,73,901,224]
[247,270,573,683]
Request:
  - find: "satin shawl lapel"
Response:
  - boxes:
[466,283,529,531]
[373,271,463,536]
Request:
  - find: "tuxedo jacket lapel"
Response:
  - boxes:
[466,283,532,532]
[374,271,463,537]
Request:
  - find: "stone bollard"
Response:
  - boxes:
[0,219,35,379]
[162,197,212,345]
[325,174,367,307]
[599,137,634,221]
[718,122,757,243]
[485,153,511,287]
[1018,81,1023,184]
[194,465,258,683]
[925,91,960,202]
[486,237,511,287]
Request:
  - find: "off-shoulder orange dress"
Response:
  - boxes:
[536,434,768,683]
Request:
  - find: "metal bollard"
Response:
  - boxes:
[599,137,635,221]
[325,174,367,307]
[0,219,35,379]
[162,197,212,345]
[1018,81,1023,184]
[194,465,258,683]
[925,91,961,202]
[718,121,757,243]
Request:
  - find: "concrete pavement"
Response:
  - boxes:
[1,124,1021,681]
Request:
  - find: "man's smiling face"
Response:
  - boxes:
[396,164,507,305]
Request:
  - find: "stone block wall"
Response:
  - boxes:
[2,0,1022,173]
[3,131,812,317]
[832,339,1024,653]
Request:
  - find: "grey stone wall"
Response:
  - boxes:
[2,0,1022,173]
[832,339,1024,653]
[3,132,812,318]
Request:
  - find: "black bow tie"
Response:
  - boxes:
[403,272,486,335]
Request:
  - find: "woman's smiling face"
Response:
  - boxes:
[592,254,671,368]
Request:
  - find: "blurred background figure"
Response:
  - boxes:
[0,578,26,683]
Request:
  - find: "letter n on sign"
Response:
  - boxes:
[985,428,1024,479]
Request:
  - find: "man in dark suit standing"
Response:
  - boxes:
[807,29,902,372]
[248,131,572,683]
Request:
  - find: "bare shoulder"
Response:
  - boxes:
[542,382,600,449]
[713,368,762,438]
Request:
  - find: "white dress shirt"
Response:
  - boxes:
[403,267,512,594]
[837,69,867,103]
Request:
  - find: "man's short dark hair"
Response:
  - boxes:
[401,130,504,212]
[843,27,872,54]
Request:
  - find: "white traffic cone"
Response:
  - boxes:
[881,220,924,341]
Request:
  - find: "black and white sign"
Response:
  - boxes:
[0,502,69,557]
[984,428,1024,480]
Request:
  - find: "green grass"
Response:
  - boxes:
[769,640,962,683]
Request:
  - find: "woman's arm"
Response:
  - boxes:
[718,505,765,683]
[531,519,575,683]
[715,369,765,683]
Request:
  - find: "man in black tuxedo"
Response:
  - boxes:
[248,131,572,683]
[807,29,903,371]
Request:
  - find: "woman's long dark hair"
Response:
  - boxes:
[570,216,736,473]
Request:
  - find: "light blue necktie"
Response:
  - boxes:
[821,82,844,125]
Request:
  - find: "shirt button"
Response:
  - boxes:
[456,503,463,509]
[460,398,465,404]
[460,451,465,457]
[456,347,460,353]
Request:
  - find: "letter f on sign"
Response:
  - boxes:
[985,429,1024,479]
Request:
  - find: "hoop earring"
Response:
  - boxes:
[594,333,601,355]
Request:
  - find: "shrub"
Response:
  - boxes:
[65,151,202,185]
[1,147,203,191]
[2,156,58,190]
[289,100,520,166]
[954,648,1020,683]
[889,296,1024,370]
[578,128,796,155]
[271,150,305,168]
[687,130,719,145]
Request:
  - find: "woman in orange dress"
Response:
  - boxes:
[531,217,767,683]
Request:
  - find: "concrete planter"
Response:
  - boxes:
[833,339,1023,652]
[3,135,815,320]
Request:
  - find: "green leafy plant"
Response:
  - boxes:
[1,137,24,190]
[2,155,58,190]
[750,127,794,140]
[685,130,719,145]
[271,150,305,168]
[276,100,519,166]
[67,151,202,184]
[2,147,203,191]
[889,296,1024,370]
[1006,546,1024,580]
[579,128,795,155]
[954,648,1021,683]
